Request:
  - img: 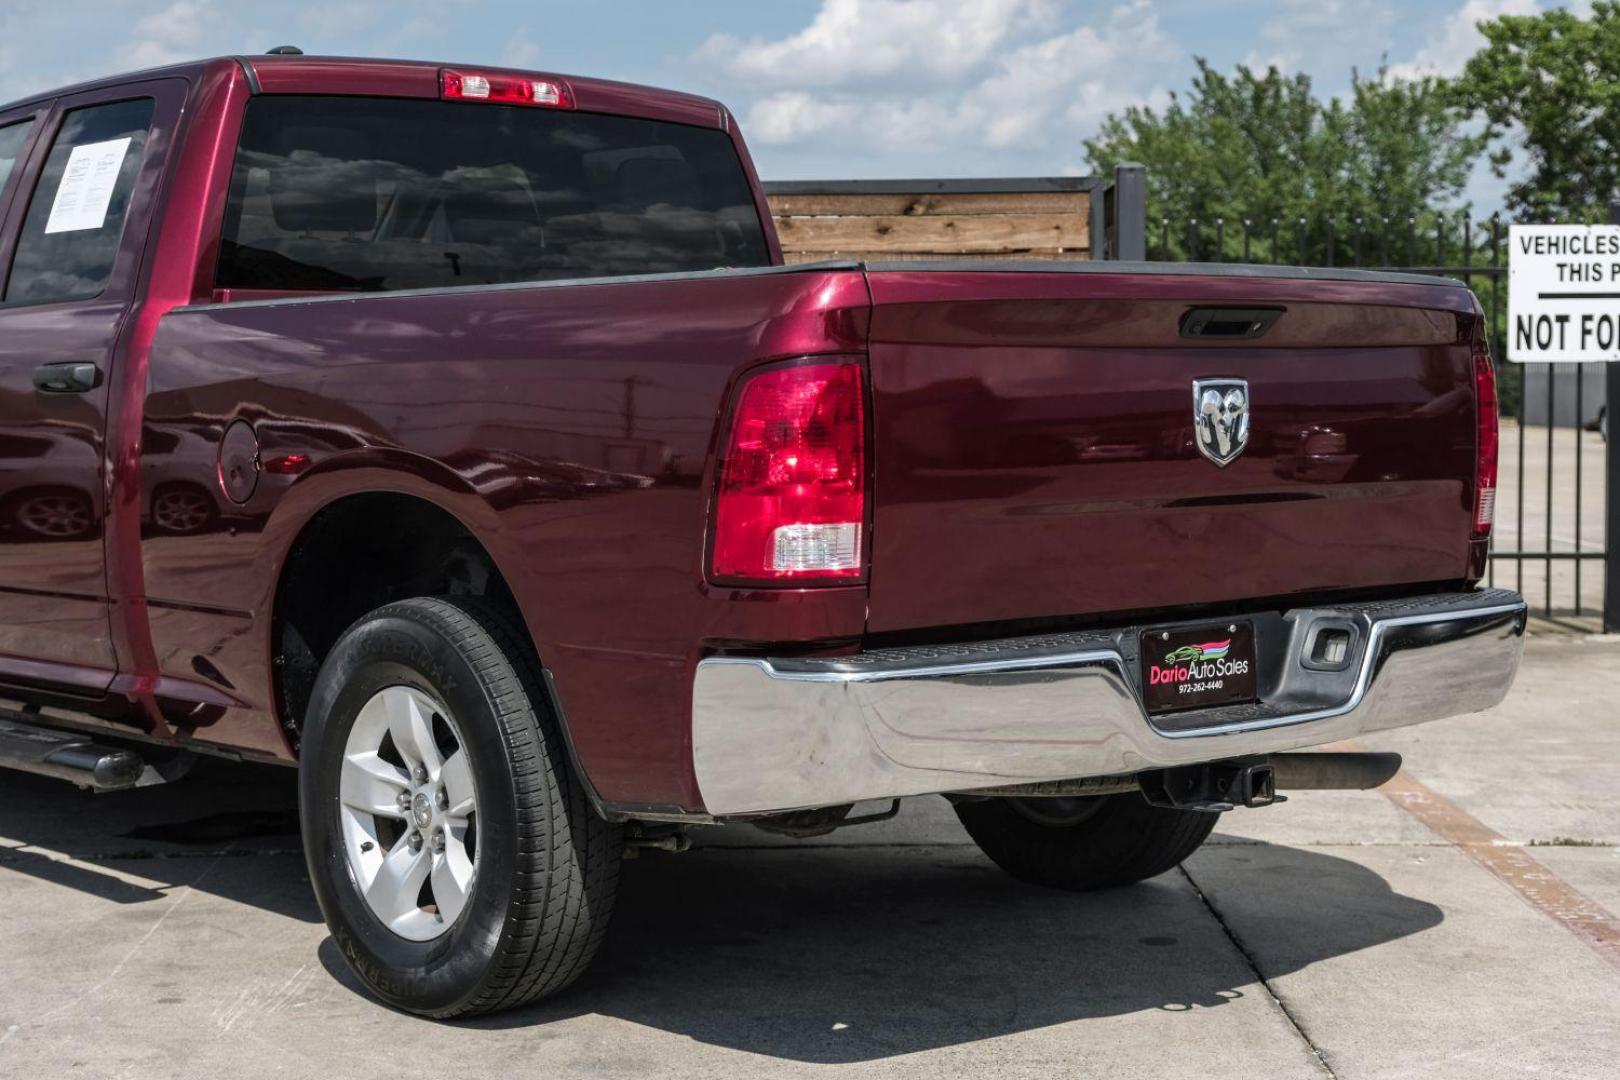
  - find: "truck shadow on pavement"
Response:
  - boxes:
[0,757,312,922]
[455,828,1444,1063]
[0,759,1443,1063]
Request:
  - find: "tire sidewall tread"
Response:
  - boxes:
[299,596,619,1019]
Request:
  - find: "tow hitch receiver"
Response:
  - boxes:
[1139,758,1286,813]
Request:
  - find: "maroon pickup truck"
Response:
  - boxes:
[0,53,1526,1018]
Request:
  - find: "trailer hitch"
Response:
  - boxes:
[622,823,692,857]
[1138,757,1286,813]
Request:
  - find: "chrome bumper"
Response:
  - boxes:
[691,589,1526,816]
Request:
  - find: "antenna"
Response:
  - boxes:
[266,45,304,55]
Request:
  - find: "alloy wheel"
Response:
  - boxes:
[339,685,479,942]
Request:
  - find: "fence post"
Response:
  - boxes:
[1606,202,1620,631]
[1112,163,1147,261]
[1090,181,1110,259]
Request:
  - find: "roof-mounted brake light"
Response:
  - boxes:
[440,69,574,108]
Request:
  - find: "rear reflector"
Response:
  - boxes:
[1472,338,1499,540]
[711,360,866,584]
[440,69,573,108]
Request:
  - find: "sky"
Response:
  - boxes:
[0,0,1591,211]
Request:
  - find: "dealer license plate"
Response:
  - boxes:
[1140,621,1257,714]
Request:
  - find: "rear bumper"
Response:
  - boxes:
[690,589,1526,816]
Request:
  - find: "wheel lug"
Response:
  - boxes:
[407,831,423,852]
[430,829,446,853]
[396,791,412,810]
[435,788,448,810]
[412,764,428,784]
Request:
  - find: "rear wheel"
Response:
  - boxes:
[300,596,620,1018]
[953,792,1218,890]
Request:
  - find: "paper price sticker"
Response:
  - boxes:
[43,137,132,235]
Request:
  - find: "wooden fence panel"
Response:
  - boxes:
[763,179,1098,263]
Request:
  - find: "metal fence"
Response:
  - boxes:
[1097,165,1619,627]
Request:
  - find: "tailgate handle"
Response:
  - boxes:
[1180,307,1284,340]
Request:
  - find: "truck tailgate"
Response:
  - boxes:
[864,265,1482,633]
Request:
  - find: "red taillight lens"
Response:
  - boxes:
[440,69,573,108]
[1472,342,1499,540]
[711,360,866,583]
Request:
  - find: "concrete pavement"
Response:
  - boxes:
[0,632,1616,1079]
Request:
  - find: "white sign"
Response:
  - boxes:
[43,137,131,235]
[1508,224,1620,363]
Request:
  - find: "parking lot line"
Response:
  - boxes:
[1370,760,1620,974]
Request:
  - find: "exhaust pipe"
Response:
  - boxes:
[967,751,1406,813]
[1269,751,1402,790]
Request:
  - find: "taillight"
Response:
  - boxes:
[1472,340,1499,541]
[710,360,866,584]
[440,69,573,108]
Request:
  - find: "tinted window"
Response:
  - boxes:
[0,119,34,196]
[217,96,772,293]
[5,98,154,305]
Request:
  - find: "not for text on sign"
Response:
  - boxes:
[1508,224,1620,363]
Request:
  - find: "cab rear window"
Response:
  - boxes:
[216,95,772,293]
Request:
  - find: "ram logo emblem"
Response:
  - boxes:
[1193,378,1250,467]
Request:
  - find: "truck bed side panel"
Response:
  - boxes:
[140,268,871,807]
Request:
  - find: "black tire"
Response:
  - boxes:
[953,792,1218,890]
[299,596,620,1018]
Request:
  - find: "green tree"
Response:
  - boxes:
[1453,2,1620,221]
[1084,60,1486,263]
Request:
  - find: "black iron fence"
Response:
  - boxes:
[1095,165,1617,626]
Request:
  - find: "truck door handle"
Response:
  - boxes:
[33,363,101,394]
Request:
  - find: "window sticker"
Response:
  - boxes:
[43,136,132,234]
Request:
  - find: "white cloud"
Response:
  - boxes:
[121,0,393,67]
[749,91,959,152]
[699,0,1061,88]
[972,10,1176,147]
[707,0,1177,165]
[1385,0,1539,81]
[748,92,854,144]
[123,0,238,70]
[296,1,382,41]
[501,30,544,70]
[0,0,535,105]
[1245,0,1396,77]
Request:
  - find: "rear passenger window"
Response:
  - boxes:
[216,96,771,293]
[4,98,154,305]
[0,119,34,197]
